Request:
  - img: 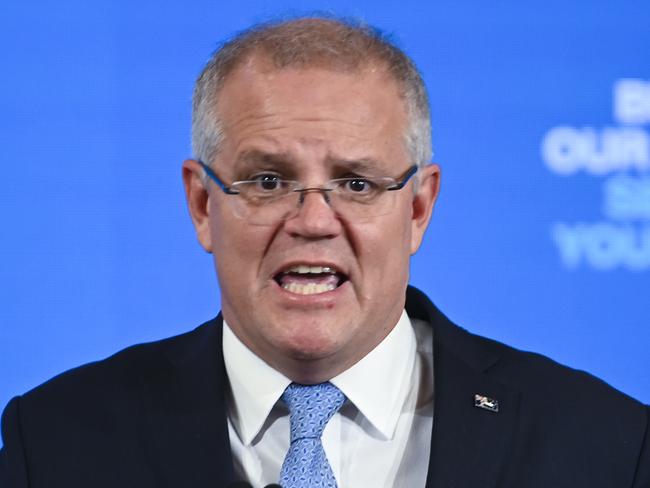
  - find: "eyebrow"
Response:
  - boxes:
[235,150,295,171]
[324,156,387,175]
[229,150,298,181]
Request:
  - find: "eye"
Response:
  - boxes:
[344,178,373,193]
[252,174,282,191]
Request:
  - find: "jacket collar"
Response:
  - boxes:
[406,286,520,488]
[139,318,236,487]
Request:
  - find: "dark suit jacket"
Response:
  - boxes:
[1,286,649,487]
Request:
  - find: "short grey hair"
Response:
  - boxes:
[192,17,432,172]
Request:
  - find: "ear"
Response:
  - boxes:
[182,159,213,253]
[410,163,441,254]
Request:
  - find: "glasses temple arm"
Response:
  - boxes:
[388,165,418,191]
[198,161,239,195]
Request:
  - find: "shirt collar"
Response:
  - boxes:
[223,322,291,445]
[330,310,416,440]
[223,310,416,445]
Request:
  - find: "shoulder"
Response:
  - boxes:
[407,285,648,429]
[1,318,230,486]
[408,285,645,407]
[450,311,645,417]
[3,318,221,425]
[469,327,645,415]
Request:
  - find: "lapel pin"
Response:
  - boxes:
[474,394,499,413]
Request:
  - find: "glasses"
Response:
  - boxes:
[199,161,418,226]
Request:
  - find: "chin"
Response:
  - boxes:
[276,324,345,361]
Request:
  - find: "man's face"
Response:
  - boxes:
[184,57,439,383]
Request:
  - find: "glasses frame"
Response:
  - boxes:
[198,161,418,198]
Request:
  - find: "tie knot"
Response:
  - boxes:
[282,382,346,441]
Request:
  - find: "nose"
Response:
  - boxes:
[283,188,342,238]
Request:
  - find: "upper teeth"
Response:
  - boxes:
[288,265,336,274]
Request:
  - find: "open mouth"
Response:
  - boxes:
[274,265,348,295]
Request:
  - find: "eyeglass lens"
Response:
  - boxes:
[230,186,400,226]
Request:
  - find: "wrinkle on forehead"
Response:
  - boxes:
[214,58,410,176]
[235,148,386,172]
[225,113,371,140]
[223,118,399,168]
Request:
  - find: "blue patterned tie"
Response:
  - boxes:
[279,382,346,488]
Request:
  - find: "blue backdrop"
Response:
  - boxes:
[1,1,649,436]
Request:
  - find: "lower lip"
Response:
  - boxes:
[272,279,350,307]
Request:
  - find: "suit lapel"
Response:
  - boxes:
[406,287,520,488]
[139,317,236,487]
[426,338,520,487]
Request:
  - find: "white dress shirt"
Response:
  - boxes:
[223,310,434,487]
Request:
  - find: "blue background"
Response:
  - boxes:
[1,0,649,434]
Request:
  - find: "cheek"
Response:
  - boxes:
[208,210,270,282]
[356,217,412,272]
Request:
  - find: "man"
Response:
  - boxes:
[1,17,649,488]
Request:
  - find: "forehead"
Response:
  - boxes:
[213,57,410,173]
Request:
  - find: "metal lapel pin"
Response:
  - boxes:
[474,394,499,412]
